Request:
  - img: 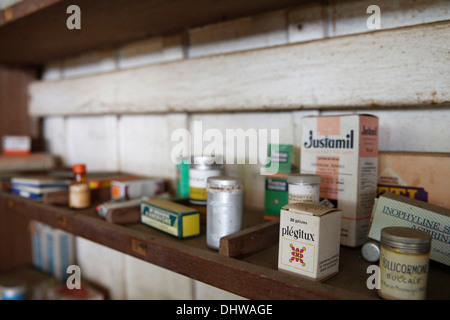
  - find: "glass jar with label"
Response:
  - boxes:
[287,173,321,204]
[189,156,223,223]
[378,226,431,300]
[69,164,91,209]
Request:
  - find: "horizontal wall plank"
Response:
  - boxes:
[29,21,450,116]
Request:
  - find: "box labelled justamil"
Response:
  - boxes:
[278,203,342,281]
[300,114,379,247]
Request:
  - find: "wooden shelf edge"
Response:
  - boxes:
[0,191,376,300]
[0,0,62,28]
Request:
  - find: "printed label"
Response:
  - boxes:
[316,156,340,200]
[288,184,319,204]
[379,248,429,300]
[280,239,315,274]
[189,168,222,201]
[359,116,378,157]
[131,239,147,256]
[69,184,90,208]
[189,187,207,201]
[377,184,428,203]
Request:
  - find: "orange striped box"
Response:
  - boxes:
[2,135,31,155]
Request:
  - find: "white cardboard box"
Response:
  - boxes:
[111,178,164,200]
[300,114,379,247]
[278,203,342,281]
[368,192,450,266]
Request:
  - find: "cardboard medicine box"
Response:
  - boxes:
[264,176,289,220]
[141,199,200,238]
[300,114,379,247]
[378,151,450,209]
[2,135,31,155]
[368,192,450,266]
[111,178,164,200]
[278,203,342,281]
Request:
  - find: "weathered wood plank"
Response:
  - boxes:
[220,220,279,258]
[29,21,450,116]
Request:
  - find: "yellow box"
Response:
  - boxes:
[140,199,200,238]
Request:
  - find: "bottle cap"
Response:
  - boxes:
[381,226,431,254]
[288,173,321,185]
[72,164,86,174]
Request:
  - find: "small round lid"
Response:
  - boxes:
[381,227,431,253]
[288,173,321,185]
[361,240,380,263]
[190,155,223,170]
[207,176,243,186]
[72,164,86,173]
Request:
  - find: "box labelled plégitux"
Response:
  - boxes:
[278,202,342,281]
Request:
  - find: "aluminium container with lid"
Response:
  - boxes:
[287,173,321,204]
[206,176,244,250]
[378,226,432,300]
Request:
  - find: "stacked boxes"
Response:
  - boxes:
[300,115,379,247]
[30,221,76,281]
[263,144,298,220]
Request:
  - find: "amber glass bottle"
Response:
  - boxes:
[69,164,91,209]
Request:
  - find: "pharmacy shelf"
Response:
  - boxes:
[0,0,302,66]
[1,190,449,300]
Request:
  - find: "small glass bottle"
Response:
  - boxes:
[287,173,321,204]
[69,164,91,209]
[378,226,431,300]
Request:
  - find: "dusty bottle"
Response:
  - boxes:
[69,164,91,209]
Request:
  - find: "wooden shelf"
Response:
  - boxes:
[0,0,302,66]
[1,190,449,300]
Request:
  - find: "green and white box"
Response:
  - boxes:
[278,203,342,281]
[368,192,450,266]
[141,199,200,239]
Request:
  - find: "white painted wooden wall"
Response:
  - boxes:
[39,0,450,299]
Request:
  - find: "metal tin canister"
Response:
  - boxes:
[379,226,431,300]
[206,176,244,250]
[189,156,223,206]
[287,173,321,204]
